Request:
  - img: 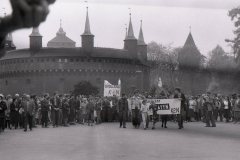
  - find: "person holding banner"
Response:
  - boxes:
[174,88,186,129]
[149,100,158,130]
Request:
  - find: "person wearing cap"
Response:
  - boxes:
[118,93,129,128]
[21,94,35,132]
[174,88,186,129]
[0,94,7,132]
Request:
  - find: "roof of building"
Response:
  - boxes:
[125,14,136,40]
[138,21,146,45]
[1,47,137,61]
[183,32,198,50]
[29,28,42,37]
[82,7,93,36]
[47,26,76,45]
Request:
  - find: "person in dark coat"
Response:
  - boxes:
[160,94,169,128]
[62,96,70,127]
[10,97,20,129]
[68,96,77,125]
[174,88,186,129]
[102,98,110,122]
[86,98,95,126]
[204,92,216,127]
[130,91,142,129]
[50,93,61,127]
[41,94,50,128]
[118,94,129,128]
[0,94,7,132]
[95,98,102,124]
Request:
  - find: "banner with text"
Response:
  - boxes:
[104,80,121,97]
[147,99,181,115]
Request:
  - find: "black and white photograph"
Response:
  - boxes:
[0,0,240,160]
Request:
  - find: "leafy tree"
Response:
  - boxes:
[148,41,179,89]
[207,45,237,70]
[73,81,99,96]
[147,41,179,68]
[226,7,240,63]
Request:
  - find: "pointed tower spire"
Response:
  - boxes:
[57,19,66,36]
[184,31,198,49]
[138,20,146,45]
[83,7,92,35]
[81,7,94,52]
[126,13,136,40]
[124,12,138,58]
[137,20,147,61]
[178,30,202,69]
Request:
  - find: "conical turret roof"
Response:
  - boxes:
[138,20,146,45]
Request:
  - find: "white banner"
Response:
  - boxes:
[147,99,181,115]
[104,80,121,97]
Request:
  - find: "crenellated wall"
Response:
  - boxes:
[150,64,240,95]
[0,57,150,95]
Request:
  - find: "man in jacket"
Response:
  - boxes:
[0,94,7,133]
[41,94,50,128]
[118,94,128,128]
[50,92,60,127]
[21,94,35,132]
[174,88,186,129]
[204,92,216,127]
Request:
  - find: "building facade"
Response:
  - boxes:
[0,9,150,95]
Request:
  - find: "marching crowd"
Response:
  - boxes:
[1,88,240,134]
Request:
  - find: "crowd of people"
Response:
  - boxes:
[1,88,240,134]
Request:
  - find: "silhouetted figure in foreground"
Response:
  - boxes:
[0,0,55,57]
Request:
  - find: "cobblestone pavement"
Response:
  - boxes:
[0,122,240,160]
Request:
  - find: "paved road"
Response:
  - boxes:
[0,122,240,160]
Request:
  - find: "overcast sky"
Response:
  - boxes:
[1,0,239,56]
